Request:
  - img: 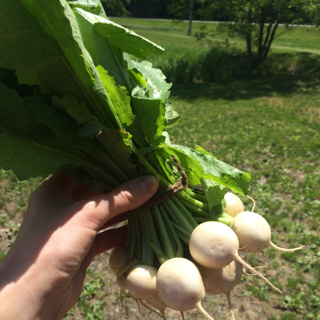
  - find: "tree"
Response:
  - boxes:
[100,0,131,17]
[168,0,197,35]
[197,0,320,68]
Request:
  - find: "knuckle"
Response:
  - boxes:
[116,188,135,207]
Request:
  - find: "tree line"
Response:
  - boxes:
[101,0,320,68]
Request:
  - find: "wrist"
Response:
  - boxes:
[0,252,59,320]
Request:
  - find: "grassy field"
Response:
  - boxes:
[113,18,320,52]
[0,18,320,320]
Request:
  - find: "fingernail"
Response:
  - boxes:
[139,176,159,194]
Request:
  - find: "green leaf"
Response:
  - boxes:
[195,145,216,158]
[0,83,83,179]
[97,129,137,179]
[94,18,164,60]
[54,95,105,138]
[68,0,107,18]
[126,58,172,102]
[96,65,135,127]
[0,125,82,180]
[26,97,106,154]
[127,68,147,88]
[165,101,180,128]
[132,87,166,146]
[159,145,251,196]
[0,0,117,129]
[200,179,228,215]
[0,82,121,184]
[73,7,132,90]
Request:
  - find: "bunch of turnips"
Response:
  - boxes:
[109,192,303,320]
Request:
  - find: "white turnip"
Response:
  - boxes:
[201,261,243,320]
[156,257,214,320]
[126,265,158,300]
[224,192,244,217]
[109,244,126,275]
[231,211,304,253]
[189,221,282,293]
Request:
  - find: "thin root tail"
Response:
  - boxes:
[234,254,282,294]
[269,241,304,252]
[196,302,214,320]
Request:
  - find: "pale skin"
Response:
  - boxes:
[0,172,159,320]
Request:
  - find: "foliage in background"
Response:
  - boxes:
[147,44,320,84]
[100,0,131,17]
[194,0,320,68]
[167,0,197,35]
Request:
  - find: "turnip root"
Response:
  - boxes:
[126,265,158,300]
[224,193,244,217]
[142,296,167,319]
[109,244,127,275]
[156,257,214,320]
[116,274,128,291]
[189,221,282,293]
[231,211,304,253]
[201,261,243,320]
[109,246,128,310]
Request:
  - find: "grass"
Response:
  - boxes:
[113,18,320,52]
[0,17,319,320]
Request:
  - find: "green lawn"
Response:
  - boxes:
[0,17,319,320]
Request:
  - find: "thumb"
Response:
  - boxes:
[71,175,159,231]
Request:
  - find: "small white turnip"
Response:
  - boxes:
[201,260,243,320]
[109,244,126,275]
[224,192,244,217]
[231,211,304,253]
[126,265,158,300]
[156,257,214,320]
[189,221,282,293]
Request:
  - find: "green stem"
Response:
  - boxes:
[124,214,136,265]
[173,228,191,245]
[145,208,165,258]
[178,197,211,218]
[171,196,198,229]
[162,200,194,234]
[150,243,168,265]
[160,204,184,257]
[153,204,176,259]
[171,221,192,239]
[185,188,208,203]
[194,214,234,227]
[139,211,154,266]
[91,152,130,184]
[117,259,139,277]
[177,190,210,211]
[133,213,142,262]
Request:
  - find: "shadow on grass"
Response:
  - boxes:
[151,49,320,101]
[170,72,320,101]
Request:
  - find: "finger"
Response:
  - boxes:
[28,172,76,206]
[71,183,103,201]
[84,225,128,267]
[71,175,159,231]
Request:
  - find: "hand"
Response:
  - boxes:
[0,172,159,320]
